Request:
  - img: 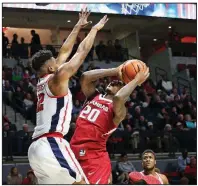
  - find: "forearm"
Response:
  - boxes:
[56,25,82,65]
[115,78,139,103]
[60,28,98,78]
[77,28,98,54]
[82,68,118,83]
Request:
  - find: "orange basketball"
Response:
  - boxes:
[121,60,145,84]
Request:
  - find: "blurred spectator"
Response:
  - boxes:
[11,34,19,58]
[22,170,37,185]
[117,153,136,184]
[23,93,34,110]
[3,122,14,161]
[23,69,30,79]
[143,79,156,95]
[180,176,189,185]
[3,32,9,57]
[17,124,32,155]
[114,39,123,61]
[30,30,42,56]
[131,131,140,152]
[3,80,14,104]
[20,37,29,59]
[177,149,190,172]
[157,75,173,93]
[12,67,23,82]
[7,167,22,185]
[95,40,106,61]
[105,40,115,63]
[72,100,82,115]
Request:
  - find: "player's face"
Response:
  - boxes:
[105,81,124,95]
[142,153,156,171]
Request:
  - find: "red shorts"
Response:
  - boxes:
[79,153,111,184]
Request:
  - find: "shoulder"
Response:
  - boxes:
[159,174,169,184]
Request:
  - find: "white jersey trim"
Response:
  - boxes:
[99,94,113,102]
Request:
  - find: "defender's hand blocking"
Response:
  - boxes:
[77,8,92,28]
[134,65,150,86]
[92,15,109,31]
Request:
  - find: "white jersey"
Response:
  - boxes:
[32,74,73,139]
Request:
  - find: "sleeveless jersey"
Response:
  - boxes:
[140,171,164,184]
[70,93,117,160]
[32,74,73,139]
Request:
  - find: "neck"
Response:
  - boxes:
[143,168,156,175]
[104,93,114,100]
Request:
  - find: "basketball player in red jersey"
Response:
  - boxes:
[129,149,169,184]
[70,62,150,184]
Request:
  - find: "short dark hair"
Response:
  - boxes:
[142,149,156,159]
[120,152,127,158]
[31,50,53,72]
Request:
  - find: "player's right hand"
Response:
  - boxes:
[92,15,109,31]
[134,65,150,86]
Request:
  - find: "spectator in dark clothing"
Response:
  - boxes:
[105,40,115,63]
[11,34,19,58]
[20,37,29,59]
[3,123,14,161]
[30,30,42,56]
[3,32,9,57]
[17,124,32,155]
[95,40,106,61]
[114,39,123,61]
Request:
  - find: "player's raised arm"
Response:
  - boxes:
[56,8,91,66]
[53,15,108,81]
[80,66,122,98]
[113,66,150,125]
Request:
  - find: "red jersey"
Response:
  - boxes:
[70,93,117,160]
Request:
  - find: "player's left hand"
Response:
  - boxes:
[117,62,127,82]
[77,8,92,28]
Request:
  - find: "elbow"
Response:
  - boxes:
[80,72,89,84]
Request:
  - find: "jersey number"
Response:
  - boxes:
[36,93,44,113]
[79,105,100,122]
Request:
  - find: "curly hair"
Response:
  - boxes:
[31,50,53,72]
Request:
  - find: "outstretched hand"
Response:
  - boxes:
[92,15,109,31]
[77,8,92,28]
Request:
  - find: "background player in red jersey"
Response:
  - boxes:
[129,149,169,184]
[70,61,150,184]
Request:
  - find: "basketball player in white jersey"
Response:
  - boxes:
[28,9,109,184]
[129,149,169,184]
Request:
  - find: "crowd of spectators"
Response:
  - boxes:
[3,31,127,63]
[2,55,196,159]
[5,167,37,185]
[3,30,42,59]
